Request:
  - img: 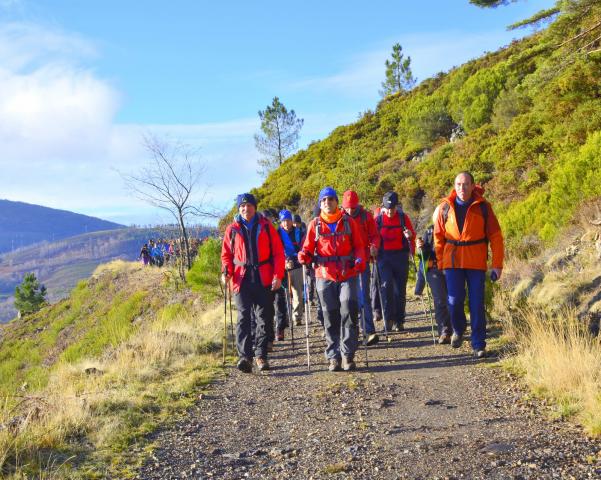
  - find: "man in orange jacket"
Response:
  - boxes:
[298,187,366,372]
[221,193,285,373]
[433,172,504,358]
[342,190,380,345]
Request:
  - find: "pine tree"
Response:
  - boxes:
[14,273,47,315]
[254,97,304,178]
[380,43,416,98]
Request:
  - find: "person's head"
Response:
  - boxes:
[279,209,293,231]
[293,214,302,227]
[318,186,339,215]
[381,191,399,218]
[236,193,257,221]
[454,171,475,202]
[342,190,359,216]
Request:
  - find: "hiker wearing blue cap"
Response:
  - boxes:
[221,193,286,373]
[276,209,306,340]
[298,187,366,372]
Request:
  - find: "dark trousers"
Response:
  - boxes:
[444,268,486,350]
[427,269,452,336]
[274,286,288,334]
[377,250,409,328]
[316,276,359,360]
[234,280,275,360]
[370,263,381,318]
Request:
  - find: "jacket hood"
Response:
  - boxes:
[446,184,485,203]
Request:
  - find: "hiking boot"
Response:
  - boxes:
[450,333,463,348]
[438,334,451,345]
[237,357,252,374]
[255,357,270,371]
[374,311,383,323]
[474,349,487,359]
[267,341,274,353]
[295,319,303,327]
[328,358,342,372]
[276,330,284,342]
[392,323,405,332]
[366,334,380,346]
[342,357,356,372]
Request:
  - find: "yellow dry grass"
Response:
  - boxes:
[505,308,601,436]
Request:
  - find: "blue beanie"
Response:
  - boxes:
[318,186,338,204]
[279,209,293,221]
[236,193,257,208]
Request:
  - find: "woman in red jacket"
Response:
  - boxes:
[298,187,365,372]
[221,193,285,373]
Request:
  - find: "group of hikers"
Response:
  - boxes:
[221,171,504,373]
[139,237,203,267]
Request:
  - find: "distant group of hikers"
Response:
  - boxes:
[139,237,202,267]
[221,171,504,373]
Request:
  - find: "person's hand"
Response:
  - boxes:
[416,238,424,252]
[272,277,282,291]
[221,273,231,286]
[298,250,312,265]
[491,268,502,282]
[354,258,366,273]
[369,245,378,259]
[285,259,295,270]
[403,228,413,240]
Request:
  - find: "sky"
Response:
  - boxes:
[0,0,556,226]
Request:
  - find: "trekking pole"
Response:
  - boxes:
[228,287,235,353]
[418,250,438,346]
[411,252,437,345]
[373,263,390,351]
[285,271,296,352]
[357,273,369,369]
[222,281,228,364]
[302,266,312,371]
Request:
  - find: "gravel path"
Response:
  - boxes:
[138,297,600,479]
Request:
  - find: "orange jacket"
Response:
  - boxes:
[433,187,504,271]
[299,212,365,282]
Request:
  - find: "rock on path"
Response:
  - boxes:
[138,298,601,479]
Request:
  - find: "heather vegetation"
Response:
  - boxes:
[250,2,601,256]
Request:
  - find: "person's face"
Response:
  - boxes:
[293,221,301,228]
[343,206,357,216]
[320,196,338,214]
[454,173,475,202]
[239,202,256,221]
[281,219,293,231]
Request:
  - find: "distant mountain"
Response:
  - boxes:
[0,225,212,322]
[0,199,125,254]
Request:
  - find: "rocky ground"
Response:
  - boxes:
[138,298,601,479]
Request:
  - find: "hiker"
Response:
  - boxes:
[277,209,305,338]
[139,243,151,266]
[221,193,285,372]
[298,187,365,372]
[293,214,307,237]
[433,171,504,358]
[342,190,380,345]
[375,192,416,332]
[415,208,452,344]
[262,208,285,347]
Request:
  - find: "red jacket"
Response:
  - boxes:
[221,214,285,293]
[433,187,504,270]
[345,206,380,262]
[374,208,416,254]
[299,213,365,282]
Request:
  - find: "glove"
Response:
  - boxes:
[298,250,313,265]
[354,257,366,273]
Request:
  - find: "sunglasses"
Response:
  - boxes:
[321,196,336,202]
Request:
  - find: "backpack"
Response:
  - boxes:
[376,207,409,250]
[312,214,354,266]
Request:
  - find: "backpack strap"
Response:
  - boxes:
[231,218,274,269]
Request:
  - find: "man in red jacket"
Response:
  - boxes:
[221,193,285,373]
[375,191,416,332]
[298,187,365,372]
[342,190,380,345]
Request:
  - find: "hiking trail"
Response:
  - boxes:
[139,298,600,479]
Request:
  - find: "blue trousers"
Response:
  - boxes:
[444,268,486,350]
[377,251,409,328]
[357,264,376,334]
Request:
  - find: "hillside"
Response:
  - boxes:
[249,3,601,256]
[0,199,125,254]
[0,226,211,323]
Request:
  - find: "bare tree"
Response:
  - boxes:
[121,134,216,278]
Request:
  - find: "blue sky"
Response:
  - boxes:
[0,0,555,225]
